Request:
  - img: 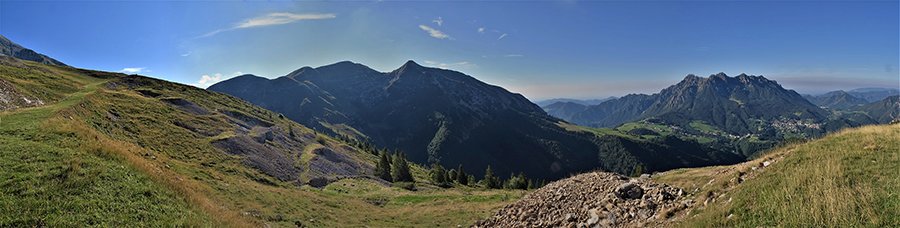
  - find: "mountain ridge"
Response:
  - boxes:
[0,35,67,66]
[210,60,596,181]
[209,61,743,180]
[565,73,827,132]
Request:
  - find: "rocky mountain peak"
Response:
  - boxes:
[710,72,729,80]
[394,60,426,76]
[287,66,315,76]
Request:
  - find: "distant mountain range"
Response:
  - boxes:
[208,61,743,180]
[543,73,897,156]
[802,88,899,110]
[562,73,828,129]
[0,35,67,66]
[534,97,616,107]
[541,101,588,120]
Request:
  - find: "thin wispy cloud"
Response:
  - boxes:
[200,13,336,38]
[121,67,148,73]
[423,61,477,69]
[477,28,485,34]
[432,17,443,26]
[504,54,523,57]
[419,25,452,40]
[181,51,192,57]
[498,34,507,40]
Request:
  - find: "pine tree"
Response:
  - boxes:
[430,164,447,186]
[383,147,392,164]
[632,165,644,177]
[444,168,452,185]
[448,169,457,182]
[391,152,414,182]
[375,150,393,182]
[457,164,468,186]
[484,166,501,189]
[504,172,528,190]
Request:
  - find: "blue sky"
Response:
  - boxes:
[2,1,897,101]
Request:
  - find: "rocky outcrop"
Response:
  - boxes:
[0,77,44,112]
[473,172,690,228]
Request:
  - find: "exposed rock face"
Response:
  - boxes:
[473,172,689,228]
[161,98,211,115]
[213,134,303,182]
[0,56,47,111]
[0,77,44,112]
[307,147,374,179]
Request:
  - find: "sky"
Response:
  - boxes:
[1,0,897,101]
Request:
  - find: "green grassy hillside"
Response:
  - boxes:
[654,123,899,227]
[0,60,528,227]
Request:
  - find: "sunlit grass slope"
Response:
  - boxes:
[1,60,526,227]
[655,123,899,227]
[0,63,221,226]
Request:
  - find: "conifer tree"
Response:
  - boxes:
[375,150,392,182]
[457,164,468,186]
[448,169,457,182]
[391,152,414,182]
[430,163,448,186]
[484,166,501,189]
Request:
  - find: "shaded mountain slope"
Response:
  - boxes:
[854,95,900,124]
[209,61,603,180]
[638,73,828,135]
[209,61,744,180]
[0,35,67,66]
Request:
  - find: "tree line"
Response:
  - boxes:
[328,131,545,190]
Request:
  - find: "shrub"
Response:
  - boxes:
[393,182,416,191]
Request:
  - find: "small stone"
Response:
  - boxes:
[587,209,599,225]
[751,166,758,171]
[763,161,771,167]
[627,187,644,199]
[640,174,651,179]
[681,199,694,204]
[565,213,575,221]
[617,183,636,192]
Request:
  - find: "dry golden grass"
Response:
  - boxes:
[49,104,258,227]
[657,123,900,227]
